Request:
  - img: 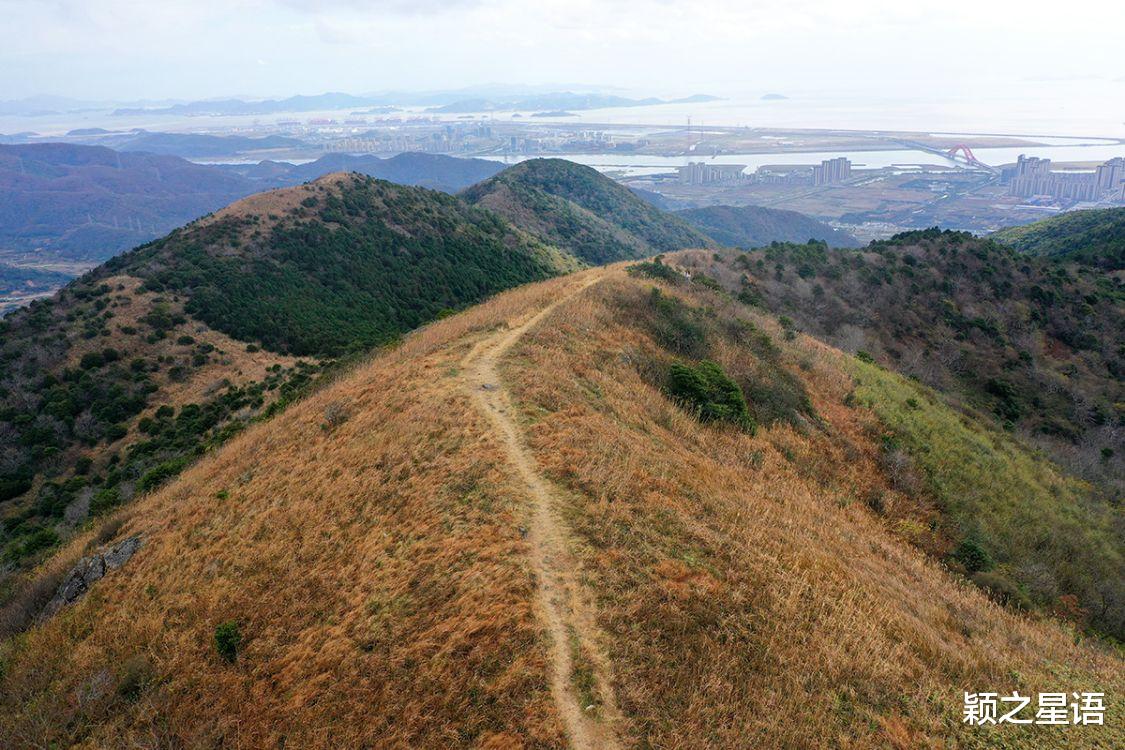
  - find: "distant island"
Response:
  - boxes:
[531,110,577,118]
[427,92,722,113]
[106,90,725,117]
[761,93,789,100]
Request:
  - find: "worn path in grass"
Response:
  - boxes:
[461,269,624,750]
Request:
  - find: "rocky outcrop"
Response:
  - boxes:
[39,535,142,620]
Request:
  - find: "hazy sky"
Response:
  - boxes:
[1,0,1123,102]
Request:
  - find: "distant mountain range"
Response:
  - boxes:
[219,152,505,193]
[6,129,309,159]
[105,90,721,117]
[0,144,506,270]
[111,92,386,117]
[427,92,721,113]
[0,143,256,263]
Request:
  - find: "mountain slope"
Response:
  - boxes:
[1,265,1120,748]
[239,152,505,194]
[992,207,1125,270]
[0,143,258,263]
[0,173,575,578]
[462,158,714,264]
[676,204,861,248]
[106,172,575,357]
[685,231,1124,495]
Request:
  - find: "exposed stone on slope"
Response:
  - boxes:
[40,535,143,620]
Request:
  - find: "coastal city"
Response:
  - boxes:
[5,103,1123,246]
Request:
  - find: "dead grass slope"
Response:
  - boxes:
[503,271,1123,749]
[0,274,611,749]
[1,266,1120,749]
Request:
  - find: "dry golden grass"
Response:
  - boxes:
[195,173,353,238]
[0,273,603,749]
[1,266,1120,749]
[503,270,1123,749]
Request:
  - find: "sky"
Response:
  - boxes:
[1,0,1124,104]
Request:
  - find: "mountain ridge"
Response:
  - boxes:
[2,262,1120,748]
[463,158,715,263]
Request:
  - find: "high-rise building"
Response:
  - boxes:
[1007,155,1124,202]
[1095,157,1125,194]
[812,157,851,186]
[677,162,747,185]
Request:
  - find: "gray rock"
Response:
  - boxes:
[39,535,142,620]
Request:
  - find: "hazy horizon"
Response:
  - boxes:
[3,0,1123,108]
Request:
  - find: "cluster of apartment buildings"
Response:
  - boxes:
[1005,155,1125,203]
[676,162,748,185]
[812,157,852,186]
[677,156,855,187]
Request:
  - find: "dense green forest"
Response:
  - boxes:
[993,207,1125,270]
[675,204,860,248]
[462,158,713,263]
[109,175,575,357]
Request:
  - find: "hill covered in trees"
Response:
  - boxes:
[992,207,1125,270]
[462,158,714,263]
[677,230,1123,495]
[0,172,576,591]
[106,173,575,357]
[676,204,860,248]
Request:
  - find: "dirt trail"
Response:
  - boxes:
[461,270,624,750]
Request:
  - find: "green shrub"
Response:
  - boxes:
[214,620,241,663]
[137,457,191,494]
[90,486,121,515]
[667,360,754,431]
[645,288,710,359]
[953,536,994,573]
[628,260,682,284]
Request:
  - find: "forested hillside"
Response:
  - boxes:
[0,172,575,595]
[992,207,1125,270]
[675,231,1123,494]
[676,204,860,248]
[462,158,714,263]
[107,173,575,357]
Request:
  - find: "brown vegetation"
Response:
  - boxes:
[1,266,1121,748]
